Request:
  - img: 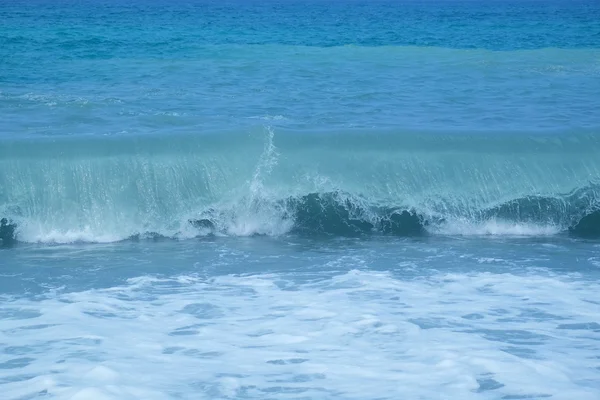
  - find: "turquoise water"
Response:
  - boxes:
[2,1,600,399]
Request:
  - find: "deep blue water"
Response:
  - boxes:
[1,1,600,399]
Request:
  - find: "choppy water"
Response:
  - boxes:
[1,0,600,399]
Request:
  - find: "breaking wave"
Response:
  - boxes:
[2,127,600,245]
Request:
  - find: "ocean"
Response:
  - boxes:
[1,0,600,399]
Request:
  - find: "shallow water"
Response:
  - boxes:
[2,237,600,399]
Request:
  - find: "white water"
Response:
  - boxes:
[1,266,599,400]
[434,219,562,237]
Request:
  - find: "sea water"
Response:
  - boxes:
[1,0,600,399]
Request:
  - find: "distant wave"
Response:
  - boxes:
[2,127,600,245]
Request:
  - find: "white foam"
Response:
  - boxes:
[18,226,127,244]
[70,388,114,400]
[7,210,569,245]
[433,218,561,236]
[248,115,287,121]
[1,269,599,399]
[82,366,119,383]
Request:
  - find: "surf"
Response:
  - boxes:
[1,127,600,244]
